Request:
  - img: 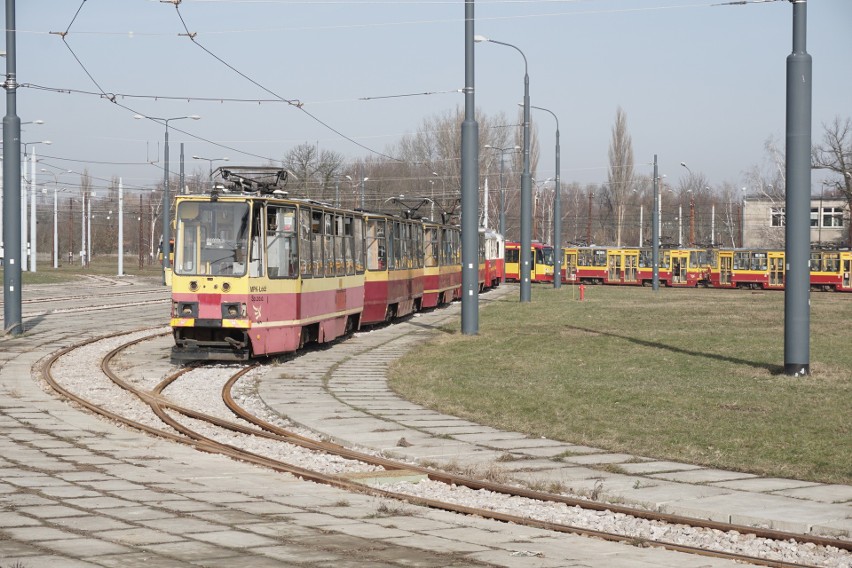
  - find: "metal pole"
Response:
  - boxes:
[784,0,811,376]
[530,105,561,289]
[520,55,532,302]
[498,155,505,237]
[711,204,716,247]
[3,0,23,334]
[460,0,479,334]
[162,123,171,284]
[475,35,531,302]
[118,178,124,276]
[53,186,58,268]
[86,191,91,266]
[652,155,660,291]
[29,148,36,272]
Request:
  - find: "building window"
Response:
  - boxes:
[811,208,819,227]
[770,207,786,227]
[822,207,843,228]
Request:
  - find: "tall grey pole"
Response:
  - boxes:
[530,105,560,289]
[162,124,171,284]
[118,178,124,276]
[520,56,532,302]
[29,148,36,272]
[460,0,479,334]
[784,0,811,376]
[475,35,531,302]
[498,156,505,237]
[179,143,185,196]
[52,186,58,268]
[652,155,660,291]
[359,176,365,209]
[3,0,23,335]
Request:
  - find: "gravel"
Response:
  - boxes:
[46,328,851,568]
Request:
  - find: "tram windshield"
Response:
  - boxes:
[174,201,251,276]
[539,246,555,266]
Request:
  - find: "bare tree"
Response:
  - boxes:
[812,116,852,243]
[607,107,634,246]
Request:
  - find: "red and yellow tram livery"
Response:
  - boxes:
[504,241,554,283]
[480,228,504,290]
[360,212,425,324]
[170,186,366,362]
[563,246,708,287]
[422,221,462,309]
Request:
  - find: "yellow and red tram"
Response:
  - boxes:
[170,190,366,362]
[504,241,554,283]
[480,228,504,290]
[360,211,425,324]
[422,221,461,309]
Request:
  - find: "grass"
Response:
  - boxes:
[1,255,164,284]
[388,284,852,484]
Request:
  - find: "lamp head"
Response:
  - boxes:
[474,35,489,43]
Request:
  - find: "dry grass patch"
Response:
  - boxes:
[389,285,852,484]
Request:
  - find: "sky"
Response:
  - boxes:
[7,0,852,197]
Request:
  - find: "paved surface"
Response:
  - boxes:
[0,276,847,567]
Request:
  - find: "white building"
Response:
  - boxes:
[742,196,848,249]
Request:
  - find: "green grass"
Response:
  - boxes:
[1,255,163,284]
[388,285,852,484]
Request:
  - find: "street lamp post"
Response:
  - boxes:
[192,155,228,189]
[483,145,520,241]
[41,168,72,268]
[476,34,532,302]
[134,114,201,284]
[529,105,561,289]
[22,140,51,272]
[680,162,696,246]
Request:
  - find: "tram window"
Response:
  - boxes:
[592,250,607,267]
[267,206,297,279]
[824,253,840,272]
[366,219,387,271]
[810,253,821,272]
[506,248,519,264]
[323,212,334,277]
[415,224,424,268]
[353,217,365,273]
[425,228,438,267]
[300,208,313,278]
[176,201,250,277]
[734,252,749,270]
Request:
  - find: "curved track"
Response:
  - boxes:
[40,329,851,568]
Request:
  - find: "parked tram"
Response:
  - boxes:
[562,246,709,287]
[504,241,554,283]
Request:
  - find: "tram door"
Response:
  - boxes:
[768,252,785,287]
[842,253,852,290]
[563,250,578,282]
[718,252,732,285]
[607,250,621,283]
[670,251,687,284]
[623,250,638,283]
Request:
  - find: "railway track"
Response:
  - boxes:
[40,328,851,568]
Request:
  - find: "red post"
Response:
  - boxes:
[579,283,585,301]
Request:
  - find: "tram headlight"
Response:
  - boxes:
[174,302,198,318]
[221,302,245,319]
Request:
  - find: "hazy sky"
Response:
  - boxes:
[10,0,852,196]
